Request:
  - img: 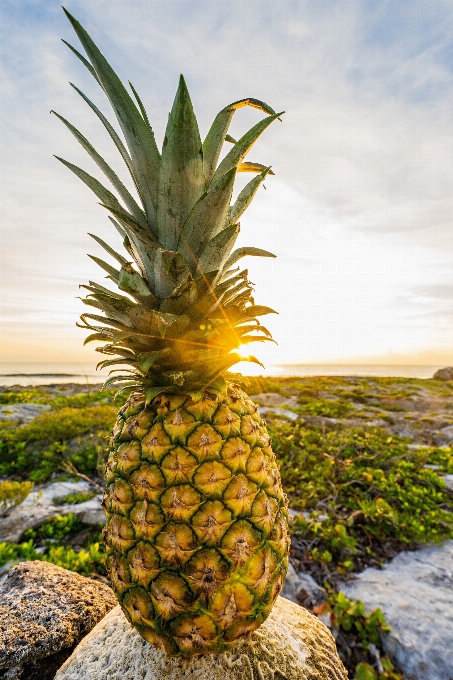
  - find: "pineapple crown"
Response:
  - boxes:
[54,8,283,403]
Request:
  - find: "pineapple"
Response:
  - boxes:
[55,8,290,658]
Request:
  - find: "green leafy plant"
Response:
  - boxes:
[0,404,114,479]
[272,421,453,573]
[53,490,96,505]
[315,591,403,680]
[8,405,116,442]
[0,390,43,404]
[354,659,402,680]
[296,398,353,418]
[0,540,38,568]
[0,480,34,516]
[23,513,83,541]
[41,542,107,575]
[0,538,106,576]
[326,590,390,646]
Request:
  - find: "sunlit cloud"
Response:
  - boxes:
[1,0,453,366]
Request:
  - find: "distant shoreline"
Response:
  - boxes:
[0,363,446,388]
[0,373,79,377]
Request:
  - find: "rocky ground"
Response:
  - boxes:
[1,374,452,679]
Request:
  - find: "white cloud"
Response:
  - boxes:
[1,0,453,366]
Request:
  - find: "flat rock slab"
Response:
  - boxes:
[55,597,347,680]
[0,403,51,425]
[249,393,298,408]
[341,541,453,680]
[250,393,300,421]
[282,563,326,609]
[0,481,104,543]
[0,561,117,679]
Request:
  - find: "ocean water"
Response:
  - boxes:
[0,362,444,387]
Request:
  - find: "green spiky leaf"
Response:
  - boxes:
[88,255,120,282]
[69,84,149,225]
[223,246,276,272]
[63,7,160,225]
[229,168,271,224]
[197,224,240,275]
[203,98,276,184]
[212,111,283,183]
[179,168,236,267]
[88,233,128,266]
[243,305,278,317]
[55,156,120,211]
[156,75,205,250]
[52,111,147,228]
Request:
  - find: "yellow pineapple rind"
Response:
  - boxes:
[104,386,289,658]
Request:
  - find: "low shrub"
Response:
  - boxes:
[0,390,43,404]
[315,591,403,679]
[0,405,115,480]
[0,480,34,516]
[41,542,107,575]
[9,405,116,442]
[0,539,106,576]
[295,398,353,418]
[271,421,453,574]
[23,513,83,541]
[53,490,96,505]
[0,540,38,568]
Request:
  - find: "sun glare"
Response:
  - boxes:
[236,344,251,358]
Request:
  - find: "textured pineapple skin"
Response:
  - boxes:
[103,386,290,658]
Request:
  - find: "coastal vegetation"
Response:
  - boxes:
[1,375,452,677]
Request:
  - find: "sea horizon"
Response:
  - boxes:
[0,361,446,387]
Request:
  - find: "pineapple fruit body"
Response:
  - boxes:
[104,387,289,657]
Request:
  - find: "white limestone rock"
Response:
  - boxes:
[281,562,326,608]
[443,474,453,491]
[258,406,299,421]
[341,540,453,680]
[0,481,104,543]
[250,393,299,421]
[0,403,51,425]
[55,597,347,680]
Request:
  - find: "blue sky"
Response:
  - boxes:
[1,0,453,367]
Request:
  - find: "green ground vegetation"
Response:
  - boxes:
[0,480,34,516]
[0,513,106,576]
[0,402,120,482]
[1,376,452,679]
[273,421,453,572]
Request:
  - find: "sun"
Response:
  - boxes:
[236,344,251,358]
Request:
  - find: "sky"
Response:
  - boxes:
[1,0,453,369]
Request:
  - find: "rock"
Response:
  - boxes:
[249,392,298,408]
[433,367,453,380]
[287,507,310,520]
[0,561,117,680]
[249,393,300,422]
[281,562,304,602]
[443,474,453,491]
[436,424,453,442]
[0,481,104,543]
[258,406,299,421]
[73,496,105,525]
[341,540,453,680]
[297,415,339,430]
[281,563,326,609]
[0,403,51,425]
[55,597,347,680]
